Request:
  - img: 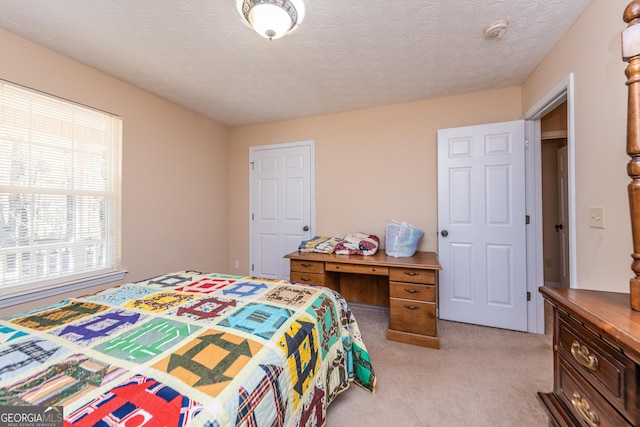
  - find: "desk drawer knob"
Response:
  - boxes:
[404,271,419,277]
[404,289,419,294]
[571,341,599,371]
[404,305,419,310]
[571,392,600,427]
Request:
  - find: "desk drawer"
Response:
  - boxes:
[290,260,324,274]
[557,355,632,427]
[557,313,635,421]
[290,272,325,286]
[326,262,388,276]
[389,298,436,336]
[389,268,435,285]
[390,282,435,302]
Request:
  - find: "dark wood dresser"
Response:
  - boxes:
[538,286,640,426]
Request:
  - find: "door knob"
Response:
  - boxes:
[303,225,309,231]
[441,230,448,237]
[555,224,563,231]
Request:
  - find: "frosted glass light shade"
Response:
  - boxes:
[241,0,299,40]
[249,4,291,39]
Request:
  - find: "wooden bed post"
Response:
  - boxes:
[623,0,640,310]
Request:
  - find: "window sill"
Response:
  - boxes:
[0,270,128,309]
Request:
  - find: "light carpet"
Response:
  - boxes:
[327,304,553,426]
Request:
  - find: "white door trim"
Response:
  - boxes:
[248,140,316,277]
[523,73,576,334]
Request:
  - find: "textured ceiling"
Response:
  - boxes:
[0,0,592,127]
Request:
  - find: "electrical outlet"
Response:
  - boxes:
[589,207,605,229]
[234,260,240,269]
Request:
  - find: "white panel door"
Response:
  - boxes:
[250,142,313,280]
[437,121,527,331]
[557,145,570,287]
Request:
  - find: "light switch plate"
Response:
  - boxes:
[589,207,605,229]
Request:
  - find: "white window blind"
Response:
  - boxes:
[0,81,122,303]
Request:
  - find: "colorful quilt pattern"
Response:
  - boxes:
[0,271,376,426]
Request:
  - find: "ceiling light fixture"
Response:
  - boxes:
[241,0,302,40]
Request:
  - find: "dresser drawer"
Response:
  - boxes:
[290,260,324,274]
[389,268,435,285]
[557,313,636,421]
[290,271,325,286]
[390,282,435,302]
[326,262,388,276]
[389,298,436,336]
[557,355,632,427]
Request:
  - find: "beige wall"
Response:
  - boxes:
[522,0,631,292]
[228,87,522,274]
[2,0,632,316]
[0,28,230,315]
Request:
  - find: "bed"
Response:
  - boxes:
[0,271,376,426]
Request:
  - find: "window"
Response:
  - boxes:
[0,81,124,306]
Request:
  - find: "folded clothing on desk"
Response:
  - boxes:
[298,236,342,253]
[334,232,380,255]
[298,233,380,255]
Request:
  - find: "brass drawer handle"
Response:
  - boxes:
[571,392,600,427]
[404,271,419,276]
[301,277,311,282]
[404,305,419,310]
[571,341,599,371]
[404,289,420,294]
[301,263,312,267]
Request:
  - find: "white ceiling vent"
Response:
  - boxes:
[484,19,509,40]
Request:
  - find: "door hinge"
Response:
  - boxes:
[250,161,255,170]
[251,213,254,220]
[527,291,531,301]
[526,215,530,224]
[525,138,529,149]
[251,264,254,272]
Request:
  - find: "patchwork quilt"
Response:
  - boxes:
[0,271,376,426]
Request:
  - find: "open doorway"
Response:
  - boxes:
[541,102,570,288]
[524,73,575,334]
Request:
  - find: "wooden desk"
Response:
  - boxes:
[284,250,442,348]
